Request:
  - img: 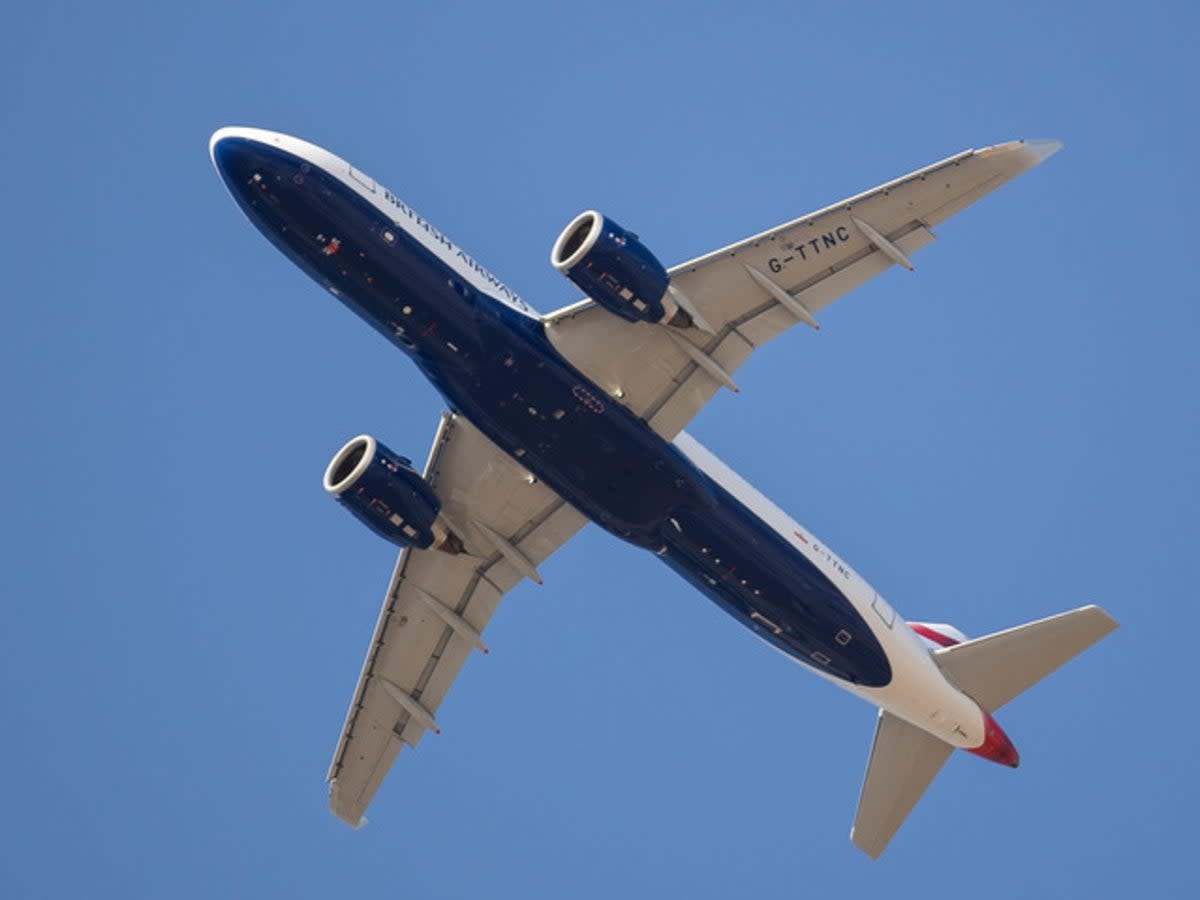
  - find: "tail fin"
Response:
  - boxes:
[851,604,1118,858]
[932,604,1119,711]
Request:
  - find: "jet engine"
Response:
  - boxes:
[551,210,678,324]
[323,434,456,551]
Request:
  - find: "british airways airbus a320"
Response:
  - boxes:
[210,127,1116,857]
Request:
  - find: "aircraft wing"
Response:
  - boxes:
[543,139,1060,439]
[326,412,588,826]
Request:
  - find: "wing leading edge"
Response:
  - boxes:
[327,413,587,826]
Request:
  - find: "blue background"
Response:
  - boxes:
[3,2,1195,896]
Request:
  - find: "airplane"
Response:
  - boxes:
[210,126,1117,858]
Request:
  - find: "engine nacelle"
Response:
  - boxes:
[323,434,445,549]
[551,210,676,324]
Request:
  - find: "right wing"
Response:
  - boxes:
[544,140,1061,440]
[326,412,588,827]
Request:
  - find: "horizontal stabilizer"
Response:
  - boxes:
[851,710,953,859]
[932,605,1119,711]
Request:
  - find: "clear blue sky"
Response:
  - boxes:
[3,2,1196,896]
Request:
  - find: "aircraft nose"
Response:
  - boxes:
[209,127,257,182]
[208,127,300,215]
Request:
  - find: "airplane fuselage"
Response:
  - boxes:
[211,128,1007,757]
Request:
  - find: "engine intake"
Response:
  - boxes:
[551,210,676,324]
[323,434,447,550]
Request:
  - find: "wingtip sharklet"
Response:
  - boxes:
[1020,138,1064,163]
[979,138,1063,171]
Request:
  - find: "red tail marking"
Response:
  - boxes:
[909,622,959,647]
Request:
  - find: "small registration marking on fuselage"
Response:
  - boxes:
[810,541,854,580]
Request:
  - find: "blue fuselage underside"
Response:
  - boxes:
[216,139,892,687]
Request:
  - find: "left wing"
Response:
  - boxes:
[543,139,1059,439]
[326,412,587,826]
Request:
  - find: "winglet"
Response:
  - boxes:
[977,138,1063,174]
[1018,138,1063,165]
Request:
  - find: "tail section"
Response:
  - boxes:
[931,604,1119,711]
[851,604,1118,858]
[851,711,953,859]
